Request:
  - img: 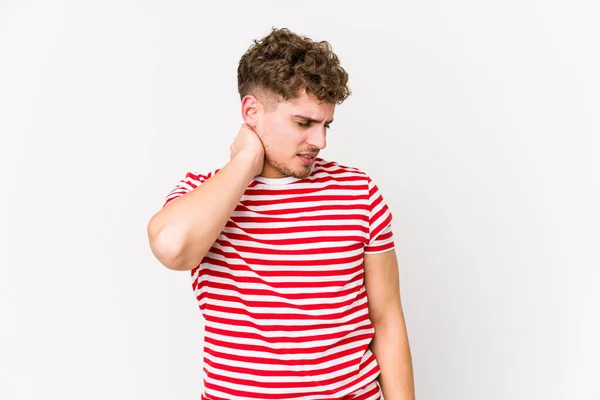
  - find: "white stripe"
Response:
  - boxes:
[204,294,368,318]
[242,188,368,201]
[213,236,364,251]
[233,199,368,212]
[204,275,364,294]
[206,318,373,339]
[203,358,359,384]
[204,337,372,364]
[203,358,378,397]
[205,323,373,350]
[205,286,364,306]
[231,207,366,218]
[205,267,362,285]
[220,227,367,240]
[203,348,365,373]
[205,305,369,327]
[210,241,363,261]
[227,218,368,229]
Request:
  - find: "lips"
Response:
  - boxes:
[298,153,318,165]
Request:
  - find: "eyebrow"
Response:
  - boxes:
[292,115,334,125]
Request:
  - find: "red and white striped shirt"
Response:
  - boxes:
[163,158,395,400]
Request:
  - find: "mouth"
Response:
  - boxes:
[297,153,318,165]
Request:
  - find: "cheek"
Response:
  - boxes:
[280,130,304,154]
[268,122,302,152]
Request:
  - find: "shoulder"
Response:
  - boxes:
[311,158,371,181]
[162,168,221,207]
[177,168,221,186]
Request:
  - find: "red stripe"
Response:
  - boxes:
[224,221,370,235]
[204,362,366,390]
[365,242,395,253]
[235,203,369,215]
[370,212,392,242]
[204,319,371,344]
[203,352,364,378]
[246,183,367,196]
[207,297,368,323]
[205,289,367,313]
[204,313,371,333]
[207,247,365,270]
[203,280,363,301]
[220,231,368,245]
[214,238,364,255]
[203,342,372,367]
[201,264,363,289]
[241,194,366,207]
[230,213,368,224]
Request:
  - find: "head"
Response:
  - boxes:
[237,27,351,179]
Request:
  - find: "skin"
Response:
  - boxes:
[365,250,416,400]
[237,88,335,179]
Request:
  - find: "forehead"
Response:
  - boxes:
[279,91,335,118]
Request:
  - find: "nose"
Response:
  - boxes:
[306,126,327,150]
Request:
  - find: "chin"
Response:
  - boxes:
[289,160,314,179]
[279,167,310,180]
[268,158,313,179]
[290,169,311,179]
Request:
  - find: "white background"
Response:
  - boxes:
[1,1,598,399]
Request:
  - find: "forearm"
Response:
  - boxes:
[370,310,415,400]
[148,150,260,271]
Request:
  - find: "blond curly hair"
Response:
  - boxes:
[237,27,351,107]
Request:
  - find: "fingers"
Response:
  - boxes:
[242,122,258,134]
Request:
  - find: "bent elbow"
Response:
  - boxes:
[147,216,185,270]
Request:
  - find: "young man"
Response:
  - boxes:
[147,28,415,400]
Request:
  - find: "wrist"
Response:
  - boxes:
[234,149,264,176]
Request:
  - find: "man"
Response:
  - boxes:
[147,27,415,400]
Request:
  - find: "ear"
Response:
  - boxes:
[241,95,261,129]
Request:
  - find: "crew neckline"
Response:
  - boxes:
[252,175,303,185]
[252,161,319,185]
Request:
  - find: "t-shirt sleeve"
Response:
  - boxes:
[365,176,395,254]
[162,170,218,208]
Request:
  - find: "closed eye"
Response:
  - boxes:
[297,121,331,129]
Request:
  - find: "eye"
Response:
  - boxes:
[297,121,331,129]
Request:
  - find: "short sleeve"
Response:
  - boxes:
[162,170,218,208]
[364,176,395,254]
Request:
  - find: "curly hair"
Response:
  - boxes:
[237,27,351,107]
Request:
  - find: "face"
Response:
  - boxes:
[245,90,335,179]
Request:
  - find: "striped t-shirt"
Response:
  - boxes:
[163,158,395,400]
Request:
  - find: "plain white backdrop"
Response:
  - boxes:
[1,0,598,399]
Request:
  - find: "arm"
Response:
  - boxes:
[364,249,415,400]
[147,124,264,271]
